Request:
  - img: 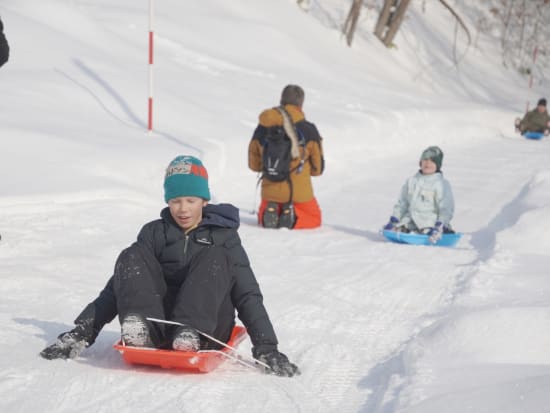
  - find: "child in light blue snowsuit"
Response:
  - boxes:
[383,146,454,243]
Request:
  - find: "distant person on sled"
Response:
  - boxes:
[40,156,300,377]
[382,146,455,244]
[515,98,550,136]
[248,84,325,229]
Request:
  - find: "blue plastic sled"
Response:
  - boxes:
[382,230,462,247]
[523,131,544,140]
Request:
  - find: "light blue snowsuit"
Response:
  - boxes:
[392,171,454,231]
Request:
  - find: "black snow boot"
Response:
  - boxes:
[262,201,279,229]
[278,202,296,229]
[121,314,155,348]
[172,326,200,352]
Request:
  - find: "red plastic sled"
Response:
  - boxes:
[114,325,247,373]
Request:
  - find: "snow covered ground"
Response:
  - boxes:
[1,1,550,412]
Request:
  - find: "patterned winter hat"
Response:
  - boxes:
[164,155,210,202]
[420,146,444,171]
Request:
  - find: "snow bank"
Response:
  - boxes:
[497,171,550,255]
[393,169,550,412]
[398,306,550,413]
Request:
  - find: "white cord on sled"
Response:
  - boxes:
[146,317,271,370]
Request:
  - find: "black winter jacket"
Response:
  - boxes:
[79,203,278,352]
[0,18,9,68]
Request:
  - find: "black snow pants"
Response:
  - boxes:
[112,243,236,348]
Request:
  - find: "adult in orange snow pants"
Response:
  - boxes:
[248,85,325,229]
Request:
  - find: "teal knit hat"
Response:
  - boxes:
[420,146,444,171]
[164,155,210,202]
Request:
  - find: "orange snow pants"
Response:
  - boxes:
[257,198,322,229]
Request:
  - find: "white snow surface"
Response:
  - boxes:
[1,1,550,412]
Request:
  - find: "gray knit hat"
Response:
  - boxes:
[420,146,444,171]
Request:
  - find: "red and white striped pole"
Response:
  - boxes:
[148,0,154,133]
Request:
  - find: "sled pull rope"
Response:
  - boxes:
[199,350,260,371]
[146,317,271,370]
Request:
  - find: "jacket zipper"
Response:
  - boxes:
[183,233,189,255]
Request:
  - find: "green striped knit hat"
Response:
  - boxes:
[420,146,444,171]
[164,156,210,202]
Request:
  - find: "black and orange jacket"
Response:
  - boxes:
[248,104,324,203]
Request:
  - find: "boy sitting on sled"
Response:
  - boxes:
[40,155,300,377]
[382,146,455,244]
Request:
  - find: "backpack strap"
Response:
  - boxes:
[277,106,308,204]
[276,106,306,174]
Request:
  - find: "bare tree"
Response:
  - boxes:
[342,0,364,46]
[437,0,472,65]
[339,0,475,65]
[438,0,471,46]
[373,0,395,41]
[374,0,411,47]
[500,0,516,50]
[487,0,549,74]
[341,0,411,48]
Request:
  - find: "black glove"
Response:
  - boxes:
[40,323,94,360]
[254,349,301,377]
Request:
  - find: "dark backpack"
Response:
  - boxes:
[261,107,306,183]
[261,125,292,182]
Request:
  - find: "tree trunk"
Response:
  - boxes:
[381,0,411,47]
[501,0,516,49]
[342,0,364,46]
[374,0,396,41]
[518,0,527,61]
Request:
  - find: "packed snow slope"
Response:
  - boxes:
[1,1,550,412]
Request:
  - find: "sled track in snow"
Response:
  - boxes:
[357,143,550,412]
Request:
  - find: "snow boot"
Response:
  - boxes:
[278,202,296,229]
[262,201,279,229]
[172,326,200,352]
[121,314,155,347]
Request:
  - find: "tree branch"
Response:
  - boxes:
[438,0,471,46]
